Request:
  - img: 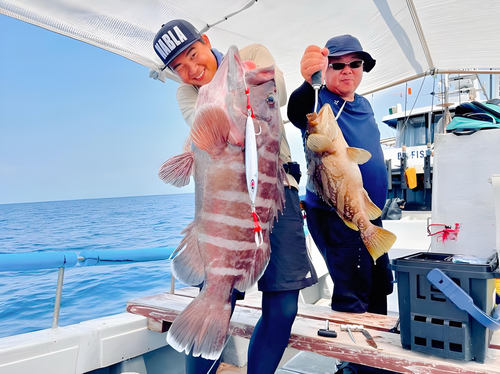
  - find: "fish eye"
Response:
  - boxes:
[266,94,276,107]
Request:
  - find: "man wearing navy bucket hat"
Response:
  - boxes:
[288,35,394,316]
[152,20,317,374]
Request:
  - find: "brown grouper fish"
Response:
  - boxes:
[158,46,284,359]
[306,103,396,261]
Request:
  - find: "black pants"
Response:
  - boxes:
[306,207,393,314]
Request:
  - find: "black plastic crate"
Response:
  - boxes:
[391,252,498,363]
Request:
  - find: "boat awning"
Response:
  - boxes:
[2,0,500,96]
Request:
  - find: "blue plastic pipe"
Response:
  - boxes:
[79,247,175,266]
[0,247,175,271]
[0,252,78,271]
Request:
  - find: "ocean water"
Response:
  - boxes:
[0,193,194,339]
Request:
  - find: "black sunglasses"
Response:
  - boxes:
[328,60,364,70]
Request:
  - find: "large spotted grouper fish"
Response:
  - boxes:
[158,46,284,360]
[306,103,396,262]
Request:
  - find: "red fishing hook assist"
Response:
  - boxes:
[252,210,263,247]
[245,88,255,118]
[427,223,461,242]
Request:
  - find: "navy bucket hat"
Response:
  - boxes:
[325,34,376,72]
[153,20,202,68]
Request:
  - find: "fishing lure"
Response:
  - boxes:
[245,88,263,247]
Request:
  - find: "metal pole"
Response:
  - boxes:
[490,70,493,100]
[52,267,65,329]
[170,274,175,294]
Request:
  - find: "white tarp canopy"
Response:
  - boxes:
[2,0,500,97]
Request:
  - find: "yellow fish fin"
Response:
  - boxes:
[342,218,359,231]
[346,147,371,164]
[364,192,382,220]
[334,208,359,231]
[362,226,397,261]
[307,134,334,153]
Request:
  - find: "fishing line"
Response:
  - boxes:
[335,100,346,120]
[400,75,428,144]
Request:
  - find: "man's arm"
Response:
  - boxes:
[239,44,287,107]
[287,81,316,133]
[288,45,328,132]
[176,84,199,127]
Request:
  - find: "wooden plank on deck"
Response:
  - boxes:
[174,287,398,331]
[127,291,500,374]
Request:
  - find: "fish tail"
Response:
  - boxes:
[362,225,397,261]
[166,288,232,360]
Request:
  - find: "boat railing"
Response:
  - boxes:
[0,247,175,329]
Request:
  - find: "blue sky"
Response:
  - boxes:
[2,14,471,205]
[1,15,191,204]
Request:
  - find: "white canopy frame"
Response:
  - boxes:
[2,0,500,96]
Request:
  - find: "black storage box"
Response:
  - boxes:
[391,252,498,363]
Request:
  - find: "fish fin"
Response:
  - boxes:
[346,147,371,164]
[362,225,397,261]
[170,221,196,258]
[307,134,334,153]
[234,241,271,291]
[277,164,286,212]
[364,193,382,220]
[265,164,286,234]
[167,286,232,360]
[191,103,230,156]
[158,151,195,187]
[342,218,359,231]
[171,223,205,286]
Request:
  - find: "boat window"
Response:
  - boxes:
[431,113,444,142]
[395,114,427,147]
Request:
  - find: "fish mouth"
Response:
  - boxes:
[254,114,272,123]
[237,108,271,126]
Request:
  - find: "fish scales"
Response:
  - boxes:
[306,104,396,261]
[157,46,283,360]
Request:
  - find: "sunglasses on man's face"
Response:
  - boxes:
[328,60,364,70]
